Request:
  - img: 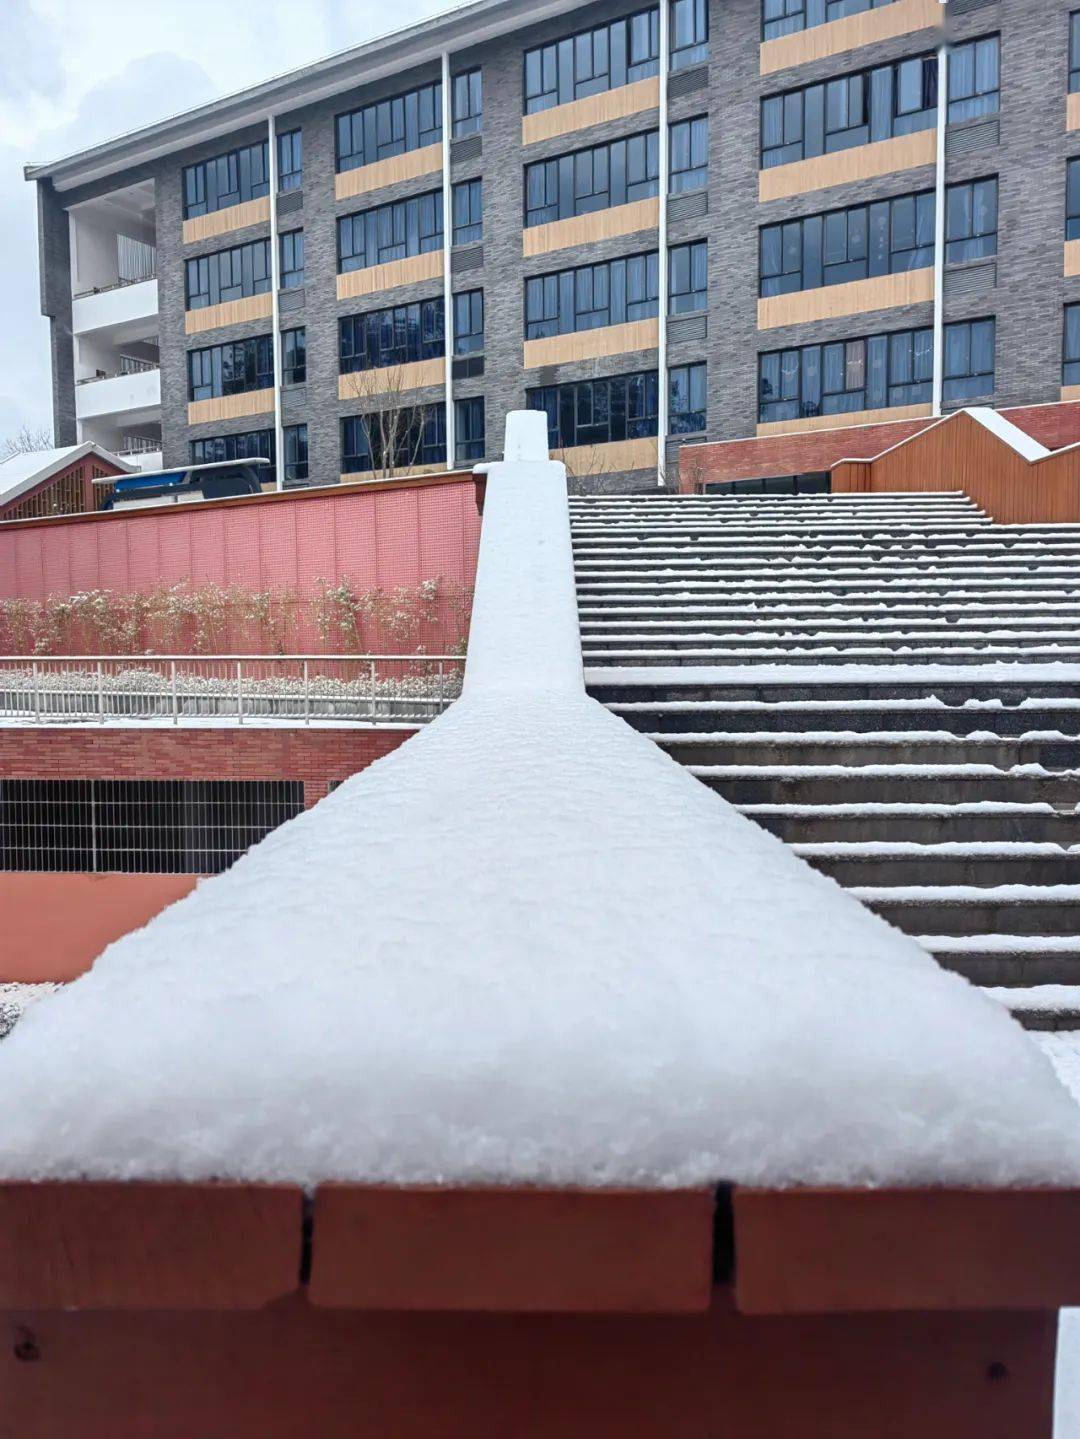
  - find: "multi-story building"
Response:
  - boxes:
[23,0,1080,492]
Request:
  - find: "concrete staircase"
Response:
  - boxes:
[573,490,1080,1031]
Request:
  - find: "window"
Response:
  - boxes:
[669,240,707,314]
[942,317,995,403]
[0,779,304,876]
[282,327,306,386]
[339,299,445,373]
[1064,304,1080,387]
[185,239,270,310]
[283,424,308,484]
[670,117,708,192]
[279,230,304,288]
[669,362,706,434]
[758,325,933,423]
[452,69,482,135]
[337,191,443,272]
[523,9,659,115]
[761,54,937,168]
[277,129,302,190]
[947,37,999,123]
[183,141,268,219]
[455,397,485,462]
[188,336,273,401]
[762,0,899,43]
[527,370,659,449]
[524,131,659,227]
[1068,158,1080,241]
[191,429,274,465]
[759,191,935,296]
[1072,13,1080,93]
[453,291,484,354]
[524,252,659,338]
[452,179,483,244]
[670,0,708,68]
[336,79,442,172]
[341,406,447,473]
[945,178,998,263]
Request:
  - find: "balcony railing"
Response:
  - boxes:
[0,655,465,726]
[72,272,157,299]
[76,358,160,385]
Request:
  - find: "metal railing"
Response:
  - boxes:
[76,358,160,385]
[0,655,465,726]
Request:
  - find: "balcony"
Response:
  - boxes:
[75,361,160,423]
[72,276,158,339]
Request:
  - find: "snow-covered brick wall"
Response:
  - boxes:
[0,415,1079,1188]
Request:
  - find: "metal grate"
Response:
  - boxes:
[668,65,708,100]
[451,245,484,274]
[277,190,303,216]
[451,135,482,165]
[946,117,1000,159]
[944,258,997,301]
[0,778,305,876]
[669,190,708,225]
[669,312,708,346]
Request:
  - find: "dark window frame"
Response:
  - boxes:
[1072,12,1080,94]
[526,369,660,449]
[339,298,446,373]
[668,361,707,434]
[182,140,269,219]
[184,239,271,310]
[337,191,444,273]
[524,251,660,339]
[759,190,935,297]
[453,290,484,354]
[341,405,447,474]
[190,429,274,466]
[947,35,1000,124]
[335,78,442,173]
[1064,303,1080,387]
[670,0,709,69]
[279,230,304,289]
[945,177,998,264]
[281,327,306,386]
[669,239,707,314]
[452,68,483,135]
[670,116,708,193]
[523,7,660,115]
[452,179,483,244]
[762,0,899,43]
[277,129,302,191]
[758,324,934,423]
[524,130,660,227]
[942,316,995,404]
[283,423,309,484]
[455,396,485,462]
[188,335,273,402]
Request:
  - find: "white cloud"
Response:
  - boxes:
[0,0,445,445]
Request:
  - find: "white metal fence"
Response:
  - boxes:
[0,655,465,726]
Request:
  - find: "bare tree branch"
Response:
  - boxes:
[0,425,54,462]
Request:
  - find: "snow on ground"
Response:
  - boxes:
[1038,1032,1080,1438]
[0,984,59,1039]
[1,421,1079,1190]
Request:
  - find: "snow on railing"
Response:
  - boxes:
[0,654,464,726]
[1,413,1079,1190]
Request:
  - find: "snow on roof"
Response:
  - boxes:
[1,414,1079,1189]
[0,442,132,508]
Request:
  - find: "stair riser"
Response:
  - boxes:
[931,953,1080,987]
[748,814,1080,845]
[581,635,1080,651]
[616,709,1080,737]
[587,650,1080,667]
[587,683,1080,705]
[864,899,1080,937]
[695,774,1080,805]
[667,740,1080,766]
[808,856,1080,887]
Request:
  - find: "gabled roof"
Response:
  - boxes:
[0,443,133,508]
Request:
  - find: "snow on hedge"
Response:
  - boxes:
[1,414,1079,1188]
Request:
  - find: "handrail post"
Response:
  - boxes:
[370,658,377,723]
[304,659,310,725]
[97,660,105,723]
[237,660,244,724]
[32,660,40,723]
[437,659,445,715]
[171,660,178,724]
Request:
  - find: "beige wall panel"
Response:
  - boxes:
[555,436,658,475]
[756,402,934,437]
[521,77,661,146]
[523,198,660,257]
[1068,92,1080,133]
[1066,240,1080,278]
[523,318,660,369]
[339,463,446,484]
[335,251,444,300]
[182,197,270,245]
[187,388,275,426]
[337,358,446,400]
[1062,386,1080,404]
[760,0,941,76]
[184,293,273,335]
[757,266,934,330]
[334,144,444,201]
[758,130,936,204]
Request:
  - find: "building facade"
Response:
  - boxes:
[26,0,1080,492]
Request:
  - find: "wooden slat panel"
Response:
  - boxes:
[757,267,933,330]
[182,197,270,245]
[184,294,273,335]
[1069,91,1080,133]
[187,388,276,426]
[309,1186,714,1312]
[758,130,936,204]
[760,0,941,76]
[523,198,659,257]
[337,358,445,400]
[0,1183,301,1310]
[334,144,443,201]
[1065,239,1080,277]
[521,77,660,146]
[756,402,933,437]
[336,251,443,301]
[556,436,659,475]
[524,318,660,368]
[734,1187,1080,1314]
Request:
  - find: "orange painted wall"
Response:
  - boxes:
[1,872,198,982]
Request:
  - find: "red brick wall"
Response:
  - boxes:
[0,725,415,807]
[679,401,1080,493]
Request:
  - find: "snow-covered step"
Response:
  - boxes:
[688,764,1080,807]
[792,840,1080,889]
[580,630,1080,651]
[608,698,1080,737]
[572,539,1080,556]
[852,884,1080,937]
[660,731,1080,769]
[919,937,1080,987]
[580,615,1080,634]
[738,802,1080,847]
[582,644,1080,667]
[982,985,1080,1032]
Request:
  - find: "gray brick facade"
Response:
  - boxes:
[30,0,1078,492]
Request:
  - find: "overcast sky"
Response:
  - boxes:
[0,0,452,446]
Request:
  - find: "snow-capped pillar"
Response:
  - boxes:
[462,411,583,698]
